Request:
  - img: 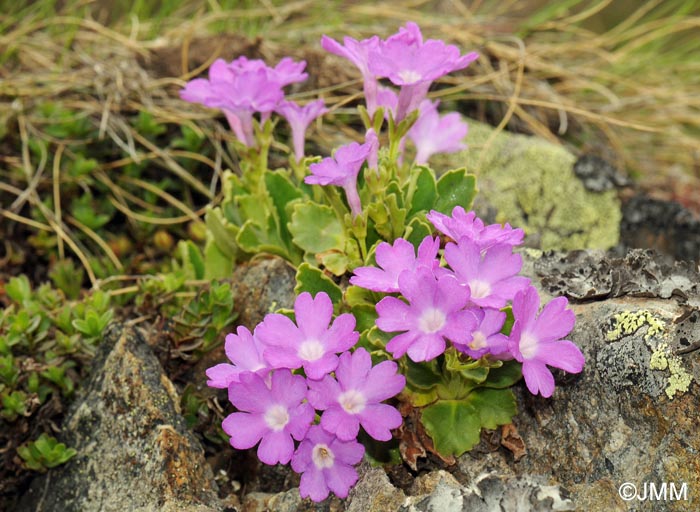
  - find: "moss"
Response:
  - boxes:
[441,120,620,251]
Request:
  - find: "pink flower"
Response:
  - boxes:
[306,141,370,217]
[275,99,328,162]
[255,292,358,380]
[508,286,584,397]
[444,238,530,309]
[368,22,478,120]
[307,348,405,441]
[427,207,524,249]
[365,128,379,173]
[452,307,509,359]
[205,326,269,388]
[408,100,468,164]
[350,236,440,293]
[291,425,364,502]
[180,56,308,146]
[376,267,477,362]
[321,34,380,115]
[222,369,314,465]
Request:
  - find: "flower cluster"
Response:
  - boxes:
[206,292,405,502]
[303,23,476,217]
[351,206,584,398]
[180,55,326,160]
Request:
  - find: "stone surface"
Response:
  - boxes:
[18,324,224,512]
[439,119,621,251]
[455,249,700,512]
[621,194,700,263]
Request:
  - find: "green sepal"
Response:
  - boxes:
[434,168,477,214]
[444,350,489,384]
[294,263,343,306]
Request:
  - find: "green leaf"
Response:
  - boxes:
[501,306,515,336]
[351,304,378,333]
[6,275,32,304]
[265,170,303,246]
[468,388,517,430]
[407,165,438,218]
[434,168,477,214]
[294,263,343,306]
[404,357,443,390]
[319,252,349,276]
[403,217,434,247]
[289,202,345,253]
[204,239,233,279]
[205,206,240,259]
[421,400,481,457]
[483,360,522,389]
[178,240,205,280]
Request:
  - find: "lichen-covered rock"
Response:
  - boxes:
[439,120,621,250]
[455,249,700,512]
[18,324,224,512]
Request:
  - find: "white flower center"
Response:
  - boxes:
[519,331,539,359]
[469,280,491,299]
[298,339,325,361]
[418,307,446,334]
[338,389,366,414]
[312,443,335,469]
[263,404,289,431]
[469,331,487,350]
[398,69,421,84]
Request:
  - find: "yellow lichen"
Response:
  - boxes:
[649,342,693,399]
[605,310,665,342]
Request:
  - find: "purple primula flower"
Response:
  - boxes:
[205,326,269,388]
[376,267,478,362]
[508,286,584,398]
[307,348,405,441]
[180,56,308,146]
[427,207,524,249]
[291,425,365,502]
[408,100,468,164]
[453,307,509,359]
[444,238,530,309]
[365,128,379,173]
[321,34,380,115]
[255,292,359,380]
[222,369,314,465]
[376,85,398,119]
[368,22,479,120]
[306,141,370,217]
[350,235,440,293]
[275,99,328,162]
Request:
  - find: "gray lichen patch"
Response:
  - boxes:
[600,309,693,399]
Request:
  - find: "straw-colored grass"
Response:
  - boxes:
[1,0,698,282]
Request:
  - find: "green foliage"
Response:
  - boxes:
[49,259,85,300]
[17,433,77,472]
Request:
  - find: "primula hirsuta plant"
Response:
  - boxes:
[185,22,585,503]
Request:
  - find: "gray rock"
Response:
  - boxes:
[18,323,224,512]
